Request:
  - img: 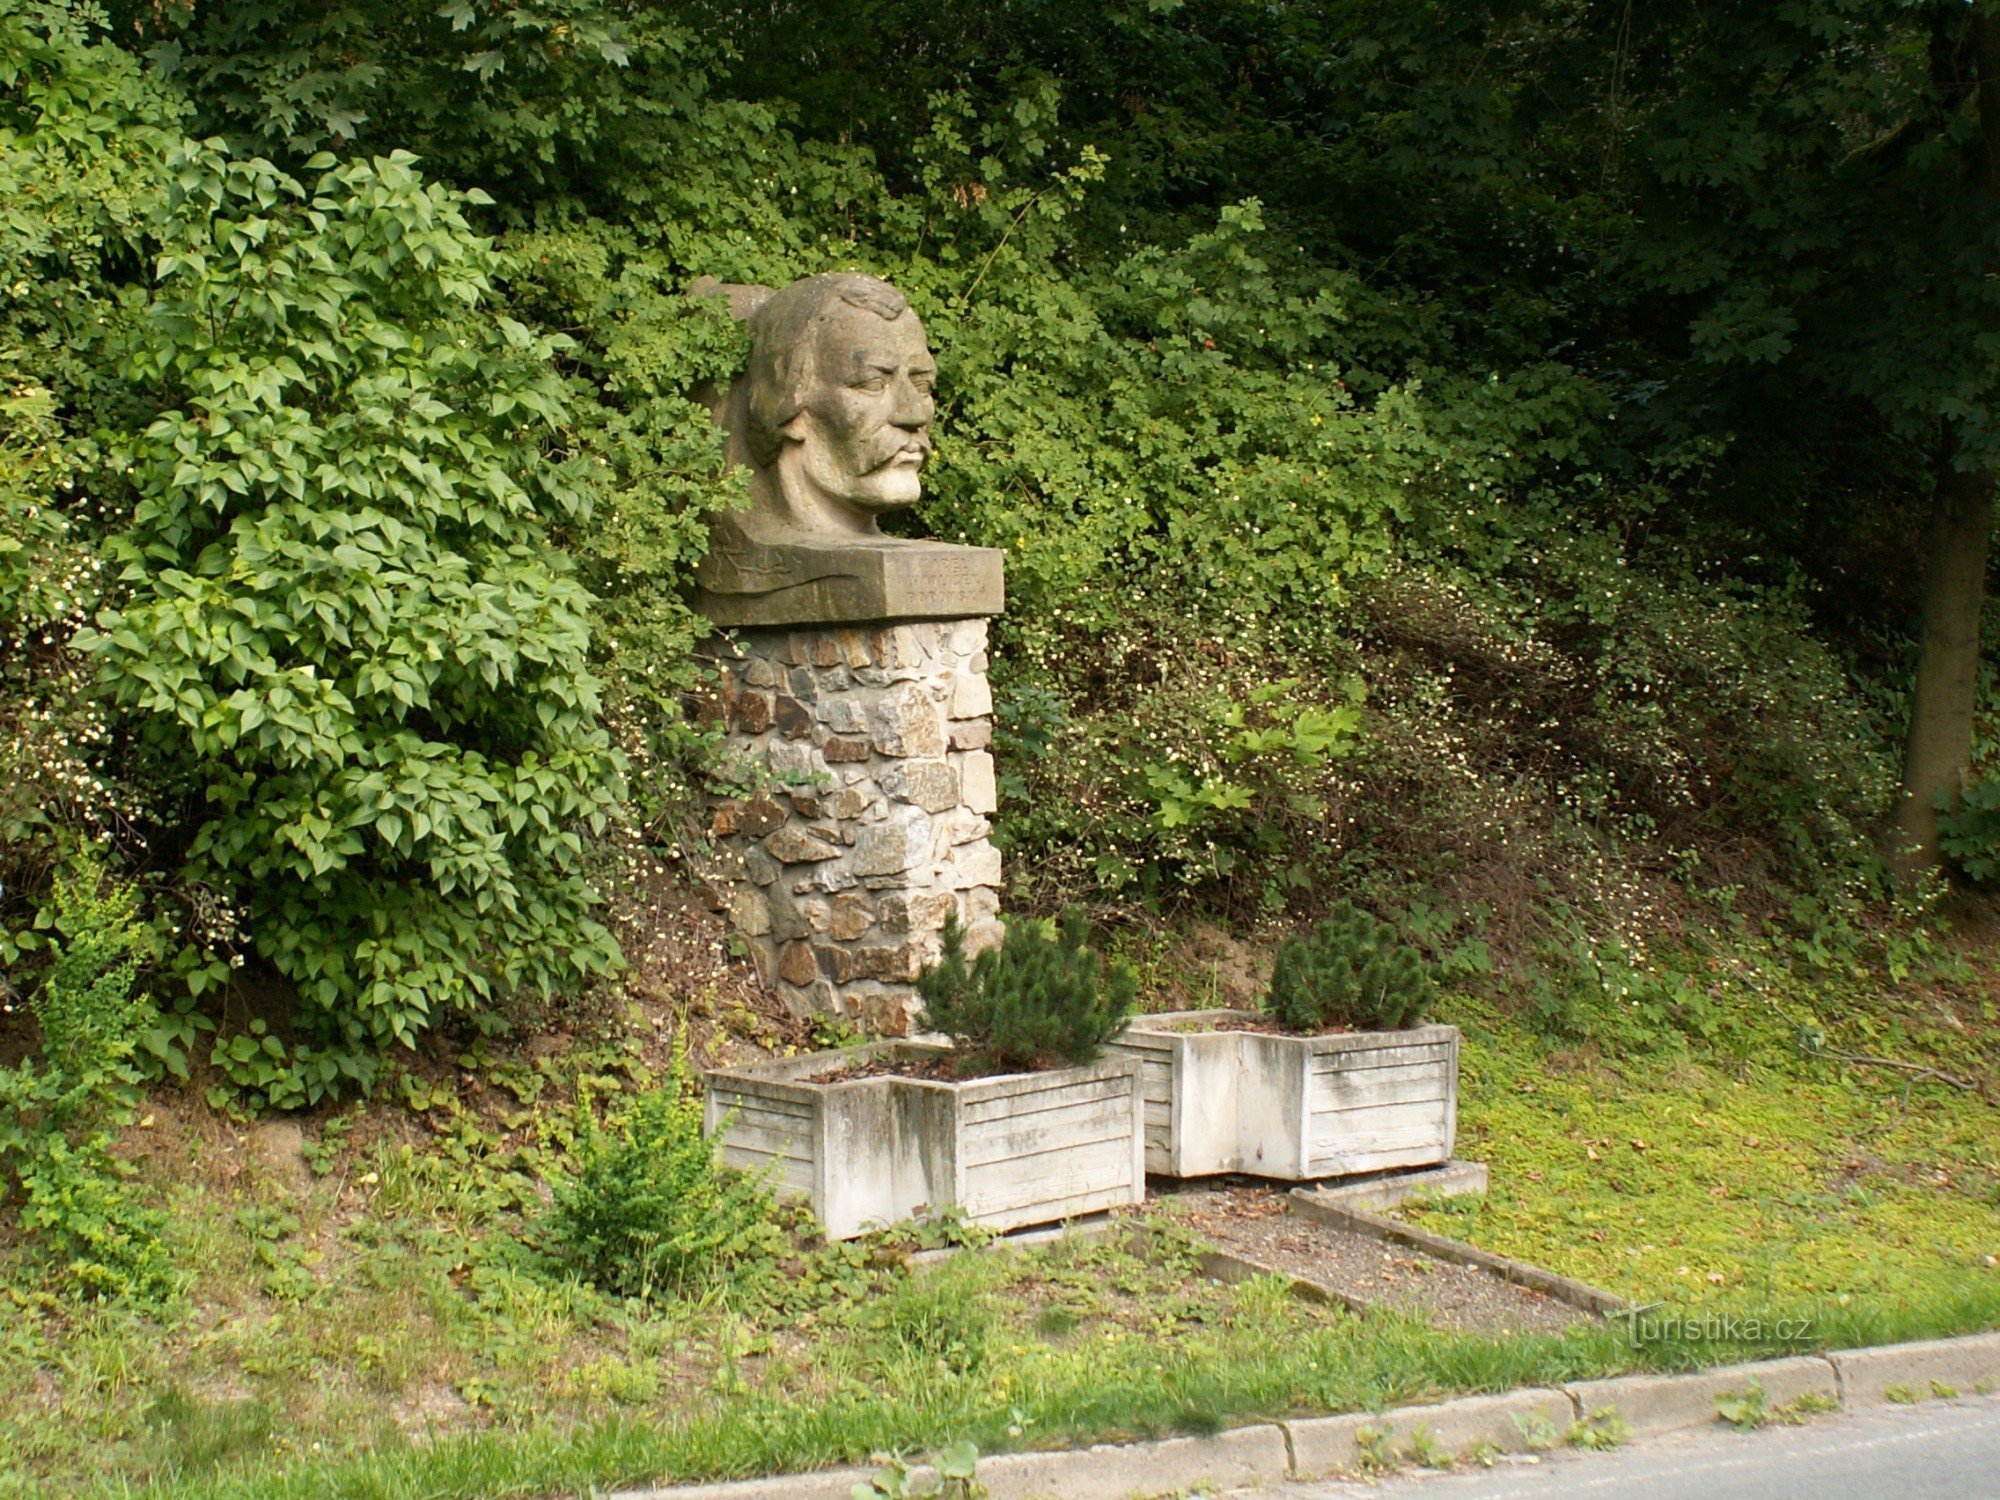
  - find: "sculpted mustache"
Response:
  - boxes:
[861,433,933,470]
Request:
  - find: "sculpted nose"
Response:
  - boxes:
[891,376,933,429]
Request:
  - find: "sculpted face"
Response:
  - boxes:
[779,300,936,523]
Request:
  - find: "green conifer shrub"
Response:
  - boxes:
[544,1051,776,1299]
[1264,903,1435,1033]
[916,911,1136,1074]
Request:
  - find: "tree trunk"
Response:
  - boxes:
[1889,8,2000,884]
[1891,451,1994,882]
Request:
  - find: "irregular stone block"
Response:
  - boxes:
[834,627,872,668]
[773,695,814,738]
[879,890,955,934]
[829,786,876,820]
[949,843,1002,889]
[959,750,997,813]
[819,698,866,734]
[734,793,786,838]
[950,670,993,719]
[935,809,991,849]
[948,718,993,750]
[806,861,858,893]
[852,808,932,877]
[824,735,871,763]
[726,888,771,938]
[828,893,874,942]
[777,941,818,985]
[882,758,960,813]
[763,883,810,941]
[767,740,823,779]
[764,825,841,864]
[741,657,778,689]
[734,691,774,733]
[870,684,945,757]
[859,942,926,983]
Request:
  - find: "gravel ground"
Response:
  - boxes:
[1159,1183,1589,1335]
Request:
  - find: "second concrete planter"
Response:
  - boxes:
[1107,1009,1459,1180]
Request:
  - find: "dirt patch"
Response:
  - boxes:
[801,1052,967,1084]
[1153,923,1273,1010]
[1145,1015,1394,1037]
[1160,1183,1588,1336]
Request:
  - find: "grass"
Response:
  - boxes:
[2,930,1997,1499]
[1403,946,2000,1315]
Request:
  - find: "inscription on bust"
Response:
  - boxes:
[690,273,1005,628]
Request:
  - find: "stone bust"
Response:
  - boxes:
[691,273,1004,627]
[746,274,935,535]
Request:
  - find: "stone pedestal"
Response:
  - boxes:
[697,619,1004,1032]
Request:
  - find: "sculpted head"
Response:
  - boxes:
[743,273,936,533]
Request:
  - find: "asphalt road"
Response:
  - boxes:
[1270,1393,2000,1500]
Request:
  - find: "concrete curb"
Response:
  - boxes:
[1828,1329,2000,1406]
[1567,1354,1837,1439]
[617,1465,891,1500]
[615,1330,2000,1499]
[1288,1388,1575,1479]
[1302,1159,1491,1212]
[972,1424,1290,1499]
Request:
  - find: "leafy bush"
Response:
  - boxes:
[0,5,182,874]
[544,1055,776,1299]
[1264,903,1435,1033]
[0,853,173,1303]
[79,143,624,1104]
[916,911,1135,1073]
[1938,779,2000,882]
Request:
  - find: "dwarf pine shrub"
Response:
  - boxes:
[916,911,1135,1073]
[544,1052,776,1299]
[1265,903,1435,1033]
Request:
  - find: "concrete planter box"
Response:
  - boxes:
[704,1042,1145,1240]
[1107,1009,1459,1180]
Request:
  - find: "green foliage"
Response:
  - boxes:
[0,3,182,864]
[0,852,173,1303]
[0,0,1979,1098]
[77,142,624,1101]
[543,1054,776,1299]
[860,1275,994,1378]
[916,912,1135,1074]
[1937,778,2000,882]
[853,1440,983,1500]
[1265,903,1434,1033]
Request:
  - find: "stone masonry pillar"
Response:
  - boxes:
[697,619,1003,1033]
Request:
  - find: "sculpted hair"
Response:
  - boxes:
[743,273,912,466]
